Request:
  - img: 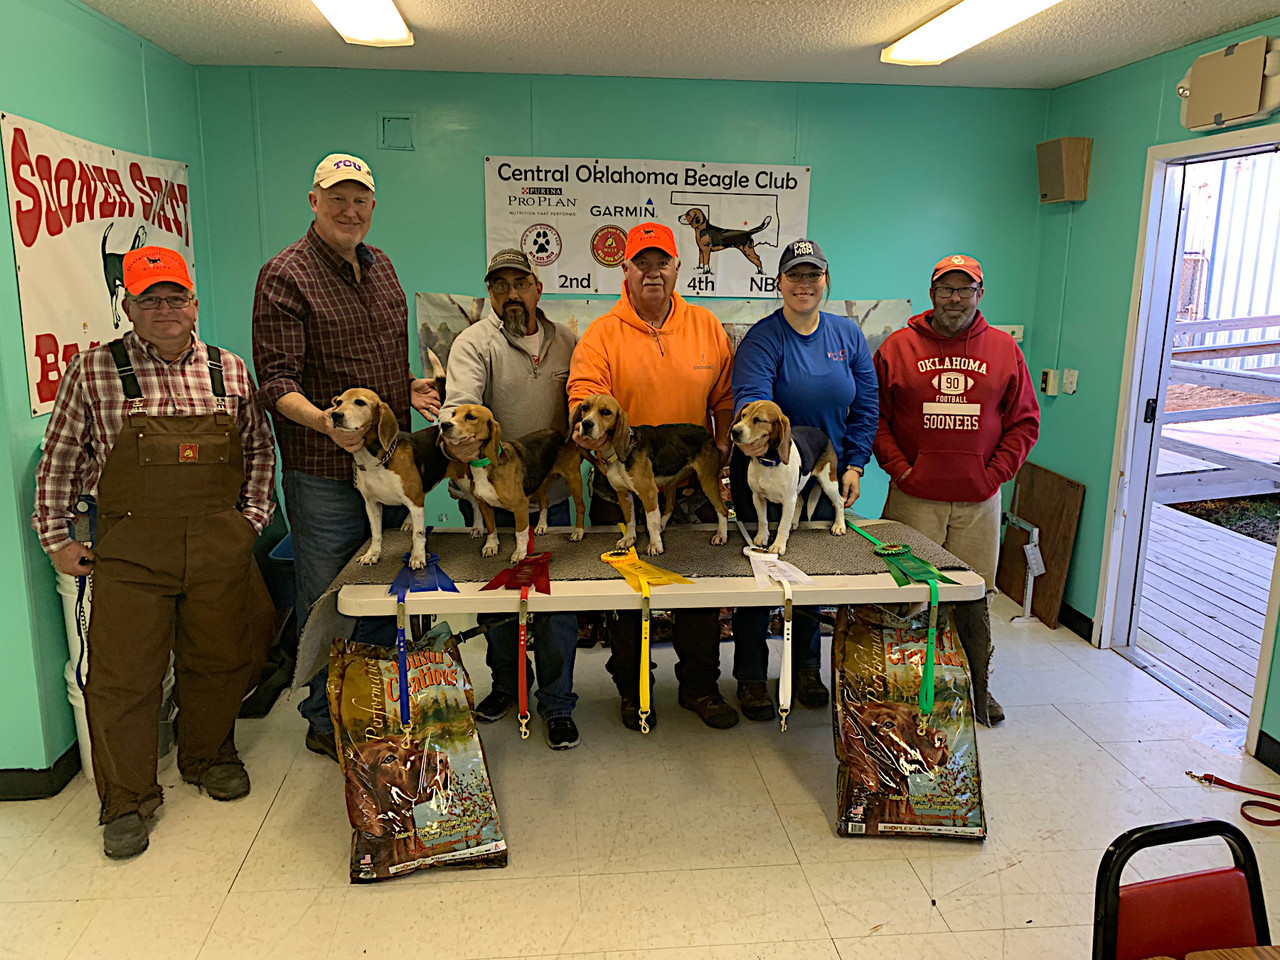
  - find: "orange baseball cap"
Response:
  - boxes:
[123,246,194,295]
[624,222,678,261]
[931,254,983,284]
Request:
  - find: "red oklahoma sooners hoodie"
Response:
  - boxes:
[872,310,1039,503]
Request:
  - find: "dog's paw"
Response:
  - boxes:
[409,552,427,570]
[534,521,549,536]
[569,528,585,542]
[399,516,414,533]
[357,548,381,566]
[791,514,802,530]
[616,535,636,549]
[710,533,728,546]
[469,523,485,539]
[767,541,786,556]
[510,549,528,563]
[481,538,499,558]
[753,532,770,547]
[831,521,846,536]
[645,540,665,556]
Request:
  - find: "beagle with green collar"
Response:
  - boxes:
[437,404,585,561]
[570,393,728,555]
[328,388,452,570]
[730,400,845,556]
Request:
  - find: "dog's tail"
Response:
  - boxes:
[750,215,773,234]
[102,222,113,254]
[425,348,447,403]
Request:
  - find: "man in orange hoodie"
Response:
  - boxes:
[570,222,738,731]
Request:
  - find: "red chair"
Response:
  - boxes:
[1093,818,1270,960]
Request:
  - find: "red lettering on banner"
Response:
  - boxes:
[34,333,61,404]
[91,166,116,218]
[74,163,99,223]
[103,167,133,219]
[9,127,43,248]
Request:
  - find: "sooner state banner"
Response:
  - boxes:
[2,113,192,416]
[484,156,809,300]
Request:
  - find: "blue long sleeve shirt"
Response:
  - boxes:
[731,308,878,472]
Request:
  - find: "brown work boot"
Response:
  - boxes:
[102,812,149,860]
[678,688,739,729]
[201,763,250,801]
[975,691,1005,726]
[736,681,775,721]
[620,694,657,732]
[795,669,830,708]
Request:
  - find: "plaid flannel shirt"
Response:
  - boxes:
[253,224,413,482]
[32,331,276,552]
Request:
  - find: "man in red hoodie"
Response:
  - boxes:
[872,254,1039,725]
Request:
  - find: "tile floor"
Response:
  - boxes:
[2,594,1278,960]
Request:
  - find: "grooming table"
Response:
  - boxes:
[293,519,985,686]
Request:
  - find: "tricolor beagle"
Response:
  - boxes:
[570,393,728,555]
[329,388,451,570]
[730,400,845,556]
[437,404,585,562]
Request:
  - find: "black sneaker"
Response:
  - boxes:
[304,726,339,763]
[619,695,657,732]
[677,688,740,729]
[545,716,581,750]
[475,690,517,723]
[103,812,149,859]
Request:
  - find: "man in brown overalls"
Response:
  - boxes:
[33,247,276,859]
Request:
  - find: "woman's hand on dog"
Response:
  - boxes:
[443,437,482,462]
[571,421,610,453]
[842,467,861,507]
[734,437,769,459]
[410,378,442,418]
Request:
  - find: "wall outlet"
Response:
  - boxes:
[992,324,1024,342]
[1040,368,1060,396]
[1062,368,1079,394]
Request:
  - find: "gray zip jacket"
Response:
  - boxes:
[440,308,577,503]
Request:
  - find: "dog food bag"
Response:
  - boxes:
[328,621,508,881]
[832,603,986,840]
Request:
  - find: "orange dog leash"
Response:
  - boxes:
[1186,772,1280,826]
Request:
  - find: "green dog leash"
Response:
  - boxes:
[844,516,958,716]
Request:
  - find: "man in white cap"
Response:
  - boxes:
[252,153,441,759]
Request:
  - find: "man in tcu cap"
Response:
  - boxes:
[569,222,740,731]
[437,248,583,749]
[33,246,276,858]
[872,254,1040,725]
[252,152,441,760]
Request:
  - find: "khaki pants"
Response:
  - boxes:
[882,486,1002,591]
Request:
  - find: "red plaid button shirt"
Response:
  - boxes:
[32,332,276,552]
[253,224,413,481]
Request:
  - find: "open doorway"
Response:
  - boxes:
[1106,138,1280,729]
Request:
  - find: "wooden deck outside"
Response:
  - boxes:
[1136,502,1276,717]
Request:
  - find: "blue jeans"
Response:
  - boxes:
[284,470,406,735]
[728,449,828,682]
[460,499,578,718]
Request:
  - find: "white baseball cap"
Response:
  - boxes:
[312,153,375,191]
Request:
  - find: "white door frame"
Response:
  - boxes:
[1094,123,1280,754]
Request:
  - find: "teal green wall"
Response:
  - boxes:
[1023,15,1280,745]
[195,66,1048,523]
[0,0,208,769]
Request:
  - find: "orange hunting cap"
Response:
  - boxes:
[123,246,194,295]
[624,222,678,261]
[931,253,983,284]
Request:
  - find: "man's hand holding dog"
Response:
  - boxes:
[442,437,482,463]
[317,406,366,452]
[410,378,441,419]
[50,540,95,577]
[735,436,769,459]
[571,421,610,454]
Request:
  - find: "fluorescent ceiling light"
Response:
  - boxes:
[311,0,414,47]
[881,0,1066,65]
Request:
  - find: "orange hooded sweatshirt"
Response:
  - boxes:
[568,287,733,433]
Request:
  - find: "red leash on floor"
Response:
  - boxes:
[1186,772,1280,826]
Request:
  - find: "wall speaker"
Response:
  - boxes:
[1036,137,1092,203]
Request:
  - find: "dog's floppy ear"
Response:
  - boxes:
[569,402,584,433]
[777,411,792,466]
[611,404,631,460]
[482,413,503,464]
[377,402,399,453]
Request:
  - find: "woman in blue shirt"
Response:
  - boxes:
[729,239,878,721]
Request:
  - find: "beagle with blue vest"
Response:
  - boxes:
[730,400,845,556]
[437,404,585,562]
[570,393,728,555]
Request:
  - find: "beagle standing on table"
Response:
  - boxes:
[438,404,585,561]
[571,393,728,555]
[328,353,450,570]
[730,400,846,556]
